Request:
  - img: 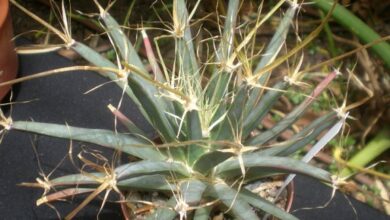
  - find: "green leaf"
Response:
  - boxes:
[50,160,190,189]
[218,0,240,62]
[115,160,190,180]
[257,112,337,156]
[117,174,174,191]
[193,207,211,220]
[11,121,165,161]
[100,11,177,143]
[174,0,199,74]
[193,151,233,174]
[212,183,260,220]
[240,189,298,220]
[48,174,174,192]
[186,110,205,165]
[213,84,249,141]
[242,81,289,138]
[145,196,177,220]
[180,179,207,206]
[127,76,178,143]
[72,42,116,69]
[71,42,151,124]
[205,0,240,114]
[254,6,297,74]
[50,173,99,186]
[215,156,332,183]
[276,114,347,196]
[245,6,297,118]
[246,71,337,146]
[108,104,147,136]
[100,12,145,70]
[171,1,203,150]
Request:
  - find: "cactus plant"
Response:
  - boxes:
[1,0,348,219]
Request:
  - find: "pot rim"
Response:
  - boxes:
[0,0,9,29]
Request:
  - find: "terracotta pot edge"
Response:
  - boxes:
[0,0,10,28]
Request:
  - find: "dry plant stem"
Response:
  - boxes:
[10,0,72,44]
[65,181,111,220]
[300,35,390,74]
[57,43,112,60]
[251,0,337,81]
[354,44,380,93]
[361,110,384,145]
[319,10,338,57]
[15,44,64,54]
[0,66,125,88]
[37,188,94,206]
[313,0,390,69]
[333,34,381,92]
[0,62,188,104]
[374,178,390,215]
[36,0,105,32]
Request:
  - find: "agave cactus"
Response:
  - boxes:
[2,0,348,219]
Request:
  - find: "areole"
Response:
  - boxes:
[0,0,18,101]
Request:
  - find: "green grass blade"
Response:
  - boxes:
[240,189,298,220]
[301,113,346,164]
[212,183,260,220]
[205,72,233,123]
[215,156,332,183]
[11,121,165,160]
